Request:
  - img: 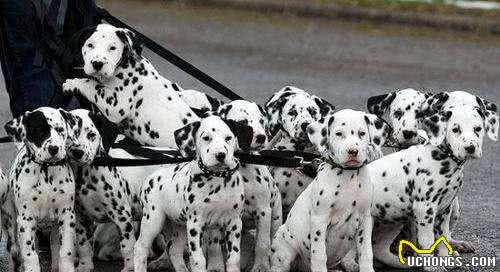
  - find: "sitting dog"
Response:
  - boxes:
[63,109,137,272]
[3,107,81,272]
[367,97,497,271]
[264,86,334,216]
[270,109,388,272]
[62,23,199,148]
[134,115,253,272]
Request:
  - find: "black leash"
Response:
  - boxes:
[95,7,244,101]
[0,136,12,143]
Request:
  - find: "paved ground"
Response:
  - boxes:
[0,0,498,271]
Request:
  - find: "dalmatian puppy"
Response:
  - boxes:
[61,109,138,272]
[367,88,429,150]
[367,100,497,271]
[270,109,389,272]
[134,115,253,272]
[264,86,335,217]
[209,100,282,272]
[62,23,199,148]
[3,107,81,272]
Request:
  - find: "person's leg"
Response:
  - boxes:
[0,0,66,116]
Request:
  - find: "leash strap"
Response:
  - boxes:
[112,137,183,160]
[95,7,244,101]
[0,136,12,143]
[92,156,193,167]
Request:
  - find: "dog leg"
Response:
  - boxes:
[206,229,225,272]
[75,216,94,272]
[270,226,297,272]
[168,225,189,272]
[17,215,40,272]
[446,199,474,253]
[187,217,207,272]
[62,78,125,124]
[372,224,405,269]
[251,207,272,272]
[58,208,76,272]
[414,205,446,272]
[225,217,242,272]
[310,214,328,272]
[134,207,166,272]
[50,229,60,272]
[356,214,374,272]
[113,213,135,271]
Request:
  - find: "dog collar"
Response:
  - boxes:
[33,158,68,167]
[437,143,466,166]
[322,157,365,171]
[197,159,240,178]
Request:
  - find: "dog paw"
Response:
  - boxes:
[450,240,475,253]
[62,78,87,94]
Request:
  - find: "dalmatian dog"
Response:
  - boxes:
[366,97,497,271]
[59,109,139,272]
[367,88,429,151]
[264,86,335,217]
[62,23,199,148]
[134,115,254,272]
[2,107,81,272]
[270,109,389,272]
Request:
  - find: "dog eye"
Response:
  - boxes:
[452,127,460,134]
[55,127,64,133]
[87,132,97,140]
[225,136,233,142]
[87,43,94,49]
[202,136,210,141]
[259,119,264,125]
[359,131,366,137]
[308,108,317,116]
[288,109,297,116]
[110,46,116,51]
[335,132,343,137]
[474,127,482,132]
[393,110,403,119]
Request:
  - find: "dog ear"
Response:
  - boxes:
[58,109,81,131]
[205,94,224,112]
[306,115,333,156]
[216,104,233,119]
[265,88,295,138]
[475,96,498,141]
[312,96,335,116]
[174,121,201,157]
[190,107,213,118]
[89,112,121,152]
[367,92,396,116]
[364,114,390,148]
[4,114,26,142]
[224,119,254,152]
[115,28,143,68]
[418,92,449,118]
[420,110,452,146]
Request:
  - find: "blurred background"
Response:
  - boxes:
[0,0,498,271]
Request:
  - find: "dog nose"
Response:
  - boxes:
[48,146,59,157]
[92,61,104,71]
[348,149,358,157]
[255,134,266,145]
[403,130,417,140]
[465,145,475,154]
[71,149,84,160]
[300,122,310,132]
[215,152,226,162]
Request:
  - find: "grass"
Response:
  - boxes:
[313,0,500,18]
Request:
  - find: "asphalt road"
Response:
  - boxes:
[0,0,498,271]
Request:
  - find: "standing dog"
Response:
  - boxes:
[62,23,199,148]
[367,99,497,271]
[134,116,253,272]
[3,107,80,272]
[264,86,334,216]
[270,109,388,272]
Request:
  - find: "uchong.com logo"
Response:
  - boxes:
[398,236,496,268]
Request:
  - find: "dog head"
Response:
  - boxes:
[4,107,81,163]
[265,86,335,140]
[82,24,142,81]
[307,109,389,168]
[216,100,268,150]
[420,106,494,160]
[66,110,119,165]
[368,88,428,146]
[174,116,253,171]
